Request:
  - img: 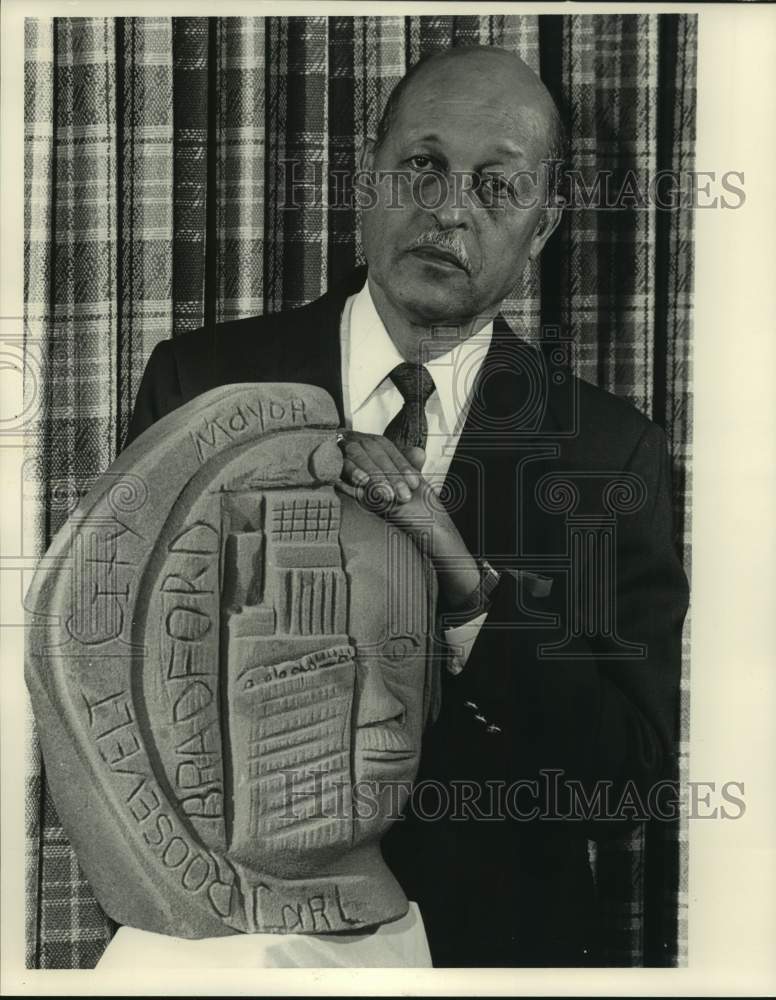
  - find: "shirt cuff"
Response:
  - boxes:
[443,611,489,675]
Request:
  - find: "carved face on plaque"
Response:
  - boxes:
[25,384,438,938]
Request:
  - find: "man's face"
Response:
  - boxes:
[361,52,560,331]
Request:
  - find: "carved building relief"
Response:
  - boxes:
[26,384,437,939]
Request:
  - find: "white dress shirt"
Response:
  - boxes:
[339,279,493,672]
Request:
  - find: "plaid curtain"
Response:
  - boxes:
[23,14,696,969]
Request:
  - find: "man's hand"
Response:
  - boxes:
[336,429,482,609]
[336,429,426,503]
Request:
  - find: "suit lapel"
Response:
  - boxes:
[277,266,369,424]
[442,318,565,559]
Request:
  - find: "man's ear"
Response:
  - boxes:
[528,204,563,260]
[358,137,377,174]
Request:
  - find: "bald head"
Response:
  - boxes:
[375,46,565,166]
[360,43,565,343]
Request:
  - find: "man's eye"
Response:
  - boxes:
[479,174,511,200]
[407,155,436,172]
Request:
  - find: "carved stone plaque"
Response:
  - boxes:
[25,384,438,939]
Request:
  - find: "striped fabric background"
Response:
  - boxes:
[23,14,696,968]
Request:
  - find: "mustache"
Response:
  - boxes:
[407,230,471,272]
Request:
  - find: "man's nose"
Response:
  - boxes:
[426,170,474,230]
[354,658,405,727]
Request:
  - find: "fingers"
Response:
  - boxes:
[404,446,426,473]
[337,431,423,502]
[345,438,410,501]
[360,437,420,500]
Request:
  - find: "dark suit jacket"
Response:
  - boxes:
[126,266,689,967]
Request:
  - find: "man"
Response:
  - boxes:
[126,46,689,966]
